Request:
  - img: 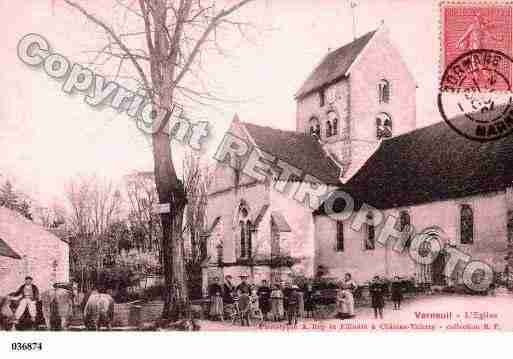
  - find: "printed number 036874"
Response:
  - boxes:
[11,342,43,351]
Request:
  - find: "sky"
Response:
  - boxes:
[0,0,440,205]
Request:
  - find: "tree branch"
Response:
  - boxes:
[64,0,152,97]
[173,0,255,86]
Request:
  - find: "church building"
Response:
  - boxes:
[202,24,513,289]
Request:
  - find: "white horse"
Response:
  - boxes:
[83,290,115,330]
[40,283,78,330]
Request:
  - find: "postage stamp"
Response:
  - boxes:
[440,2,513,84]
[3,2,513,354]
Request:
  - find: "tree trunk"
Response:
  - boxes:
[152,130,188,321]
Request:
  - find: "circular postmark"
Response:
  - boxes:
[438,49,513,142]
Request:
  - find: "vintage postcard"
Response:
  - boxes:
[2,0,513,347]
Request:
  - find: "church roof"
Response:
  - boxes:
[0,237,21,259]
[319,116,513,212]
[295,30,376,99]
[242,122,341,185]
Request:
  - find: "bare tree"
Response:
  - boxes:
[65,175,124,273]
[61,0,257,321]
[183,153,212,265]
[33,203,66,228]
[125,171,162,253]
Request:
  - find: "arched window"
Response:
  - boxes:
[237,204,249,259]
[240,220,246,258]
[365,212,375,250]
[327,111,339,136]
[246,220,253,258]
[326,121,333,137]
[460,204,474,244]
[376,112,393,139]
[336,221,344,252]
[378,79,390,103]
[399,211,410,230]
[309,117,320,138]
[399,210,412,247]
[238,205,253,259]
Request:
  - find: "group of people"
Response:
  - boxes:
[369,275,404,319]
[207,274,311,325]
[207,273,407,324]
[207,272,360,325]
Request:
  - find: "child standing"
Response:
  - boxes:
[250,288,263,322]
[391,276,403,310]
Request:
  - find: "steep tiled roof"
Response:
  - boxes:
[243,122,341,185]
[0,238,21,259]
[295,30,376,99]
[318,116,513,212]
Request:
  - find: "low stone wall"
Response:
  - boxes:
[115,300,164,328]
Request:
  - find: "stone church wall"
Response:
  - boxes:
[314,190,508,284]
[269,180,318,277]
[206,181,270,264]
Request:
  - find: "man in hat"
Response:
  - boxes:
[10,276,39,325]
[286,285,301,325]
[257,279,272,320]
[236,274,251,296]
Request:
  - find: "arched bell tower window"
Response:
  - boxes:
[309,117,321,138]
[376,112,393,139]
[378,79,390,104]
[326,111,339,137]
[325,121,333,137]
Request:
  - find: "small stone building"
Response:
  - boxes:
[0,207,69,296]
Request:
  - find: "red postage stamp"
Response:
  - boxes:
[441,2,513,83]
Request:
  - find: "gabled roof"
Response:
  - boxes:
[243,122,341,185]
[318,116,513,212]
[0,237,21,259]
[295,30,377,99]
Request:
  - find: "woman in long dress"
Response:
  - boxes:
[208,277,224,320]
[270,284,284,321]
[337,273,356,318]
